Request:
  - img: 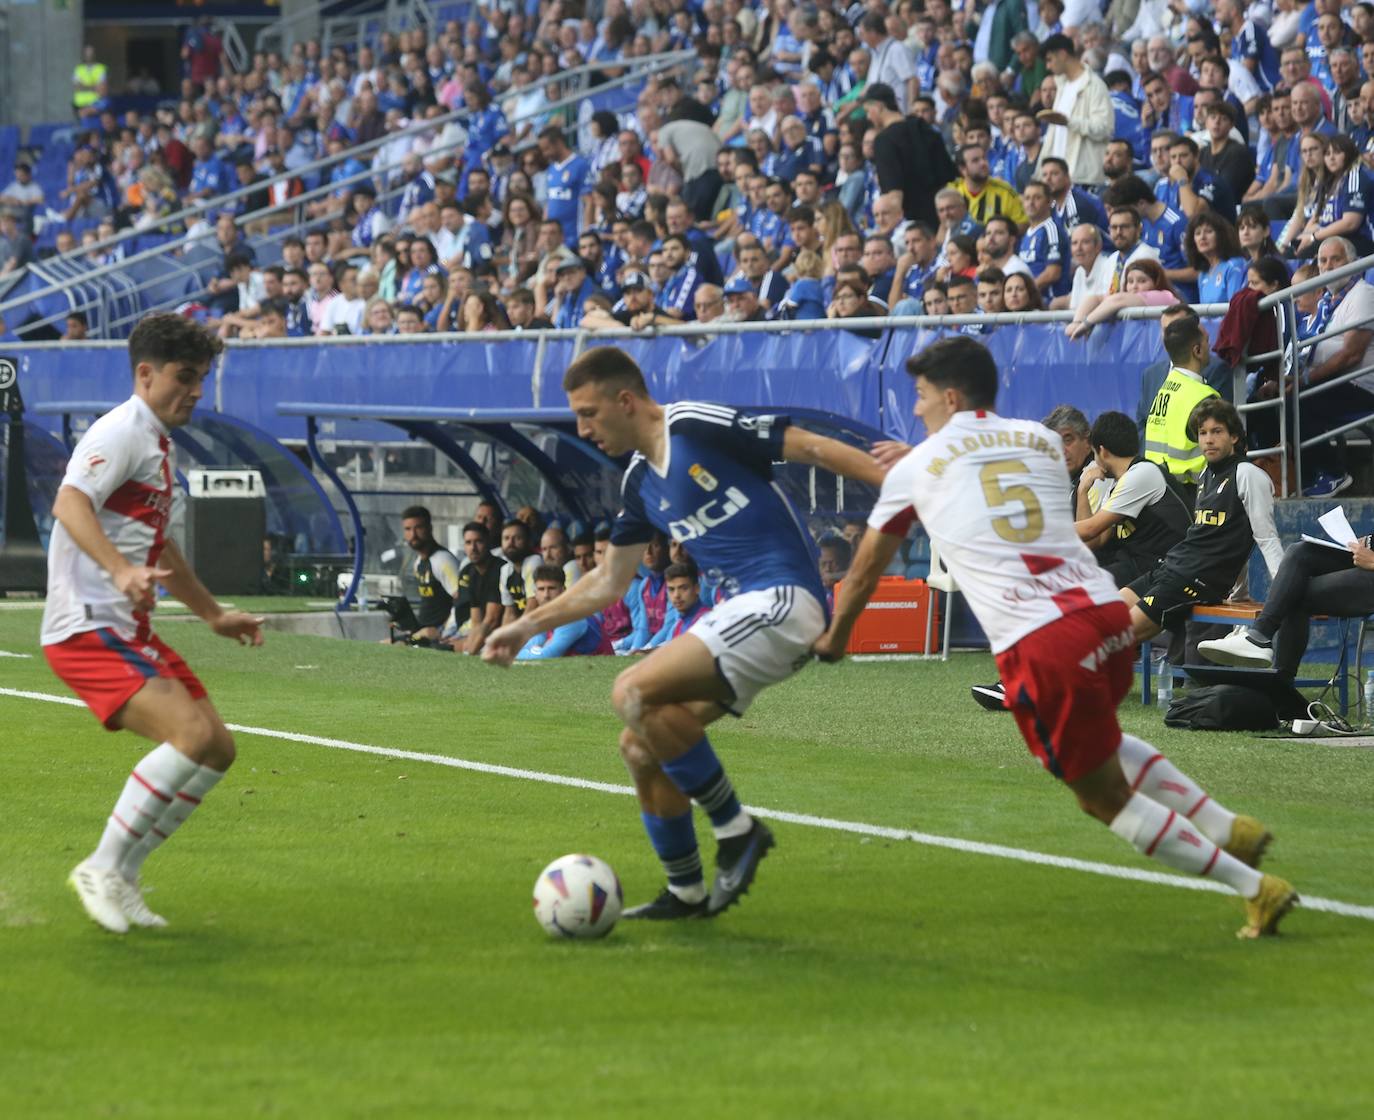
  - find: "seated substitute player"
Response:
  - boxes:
[448,521,505,655]
[42,312,264,934]
[482,347,885,918]
[516,565,613,658]
[642,561,712,651]
[497,517,533,624]
[391,505,461,643]
[1122,398,1283,643]
[1072,411,1192,588]
[815,336,1295,939]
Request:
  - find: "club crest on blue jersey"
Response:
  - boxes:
[689,463,719,491]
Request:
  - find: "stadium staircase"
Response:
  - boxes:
[255,0,438,58]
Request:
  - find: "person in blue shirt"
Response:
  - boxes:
[576,231,621,298]
[399,238,445,304]
[461,81,509,182]
[656,234,703,320]
[481,348,885,920]
[187,135,230,203]
[349,184,390,249]
[549,256,597,328]
[889,222,940,312]
[1186,211,1249,304]
[516,565,612,659]
[1141,73,1193,141]
[1040,158,1109,234]
[1219,0,1281,91]
[1104,173,1197,297]
[397,154,435,219]
[1107,82,1149,167]
[1018,181,1070,299]
[537,125,590,247]
[642,562,713,651]
[1300,135,1374,257]
[1158,135,1236,221]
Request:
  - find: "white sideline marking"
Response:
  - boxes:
[0,650,33,658]
[2,684,1372,924]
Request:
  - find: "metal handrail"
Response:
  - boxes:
[0,56,687,332]
[1239,249,1374,494]
[22,47,691,289]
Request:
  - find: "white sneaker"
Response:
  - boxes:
[67,859,130,934]
[118,879,168,928]
[1198,629,1275,668]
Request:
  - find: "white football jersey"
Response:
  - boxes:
[41,396,175,647]
[869,410,1120,653]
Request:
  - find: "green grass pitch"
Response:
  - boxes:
[1,608,1371,1118]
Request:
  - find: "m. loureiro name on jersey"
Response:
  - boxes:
[608,402,827,611]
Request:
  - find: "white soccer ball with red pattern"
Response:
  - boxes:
[532,853,623,939]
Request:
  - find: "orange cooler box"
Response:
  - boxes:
[840,577,940,654]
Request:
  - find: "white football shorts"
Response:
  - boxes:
[690,584,826,715]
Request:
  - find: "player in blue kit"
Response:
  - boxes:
[483,347,884,918]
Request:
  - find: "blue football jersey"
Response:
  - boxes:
[609,403,826,608]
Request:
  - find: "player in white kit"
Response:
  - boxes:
[41,313,264,933]
[813,337,1296,939]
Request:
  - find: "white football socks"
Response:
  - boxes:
[118,762,227,883]
[1116,734,1236,847]
[1109,791,1262,899]
[88,743,201,872]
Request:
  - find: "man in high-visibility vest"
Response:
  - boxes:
[1143,309,1219,500]
[72,45,106,119]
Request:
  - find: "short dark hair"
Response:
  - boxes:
[1088,411,1140,458]
[562,345,650,396]
[1249,255,1290,291]
[1186,397,1245,445]
[533,563,567,585]
[785,205,815,226]
[502,517,530,538]
[462,521,489,541]
[1040,157,1069,176]
[984,214,1019,239]
[401,505,432,524]
[1163,315,1207,365]
[664,561,699,583]
[127,312,223,376]
[905,336,999,409]
[1102,175,1154,210]
[1041,33,1076,56]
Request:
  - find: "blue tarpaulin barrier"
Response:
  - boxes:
[7,322,1174,442]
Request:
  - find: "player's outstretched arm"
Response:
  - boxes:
[781,427,886,488]
[812,527,903,662]
[52,485,168,613]
[482,542,641,667]
[158,539,265,646]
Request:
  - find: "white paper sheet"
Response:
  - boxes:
[1301,534,1351,551]
[1317,506,1357,547]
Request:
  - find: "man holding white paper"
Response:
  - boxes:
[1199,506,1374,675]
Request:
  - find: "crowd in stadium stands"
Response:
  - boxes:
[2,1,1374,489]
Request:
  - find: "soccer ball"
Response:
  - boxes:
[532,853,624,939]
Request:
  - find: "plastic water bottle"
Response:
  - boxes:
[1364,670,1374,720]
[1157,661,1174,706]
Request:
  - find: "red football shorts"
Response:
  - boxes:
[44,628,207,730]
[994,601,1134,784]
